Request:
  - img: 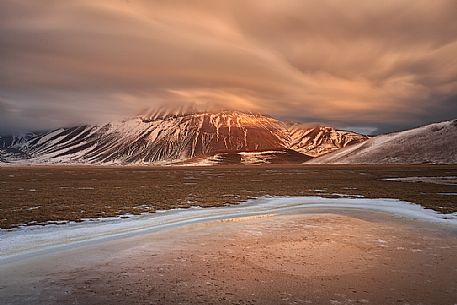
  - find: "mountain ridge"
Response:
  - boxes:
[0,109,367,165]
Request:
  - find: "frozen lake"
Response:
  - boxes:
[1,196,457,305]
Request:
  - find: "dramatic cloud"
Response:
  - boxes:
[1,0,457,134]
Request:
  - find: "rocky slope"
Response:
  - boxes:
[0,109,366,165]
[307,120,457,164]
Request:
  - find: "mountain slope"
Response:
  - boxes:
[0,110,366,165]
[176,149,313,166]
[307,120,457,164]
[287,123,367,157]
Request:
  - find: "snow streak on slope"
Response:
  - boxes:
[287,123,367,157]
[0,150,7,163]
[0,110,366,165]
[308,120,457,164]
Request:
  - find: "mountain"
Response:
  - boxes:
[307,120,457,164]
[0,109,367,165]
[287,123,367,157]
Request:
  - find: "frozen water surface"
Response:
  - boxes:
[1,196,456,263]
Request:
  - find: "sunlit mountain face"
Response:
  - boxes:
[1,1,457,135]
[0,106,367,165]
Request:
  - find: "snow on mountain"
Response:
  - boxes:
[0,109,366,165]
[287,123,367,157]
[308,120,457,164]
[0,132,42,149]
[0,150,6,163]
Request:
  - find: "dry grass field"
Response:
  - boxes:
[1,164,456,229]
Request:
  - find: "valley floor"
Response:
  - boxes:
[0,164,456,229]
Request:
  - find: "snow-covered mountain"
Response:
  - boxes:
[308,120,457,164]
[287,123,367,157]
[0,109,367,165]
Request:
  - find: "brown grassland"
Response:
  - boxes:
[0,164,456,229]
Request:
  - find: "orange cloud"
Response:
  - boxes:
[0,0,456,134]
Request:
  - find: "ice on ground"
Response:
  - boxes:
[1,196,456,263]
[383,176,457,185]
[329,193,365,198]
[26,206,41,211]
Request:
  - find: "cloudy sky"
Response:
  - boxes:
[1,0,457,135]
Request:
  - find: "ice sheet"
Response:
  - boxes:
[1,196,456,263]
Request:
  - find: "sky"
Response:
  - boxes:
[1,0,457,135]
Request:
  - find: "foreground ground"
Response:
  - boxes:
[0,164,457,229]
[1,202,456,305]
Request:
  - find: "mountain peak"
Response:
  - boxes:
[137,103,199,121]
[135,101,272,122]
